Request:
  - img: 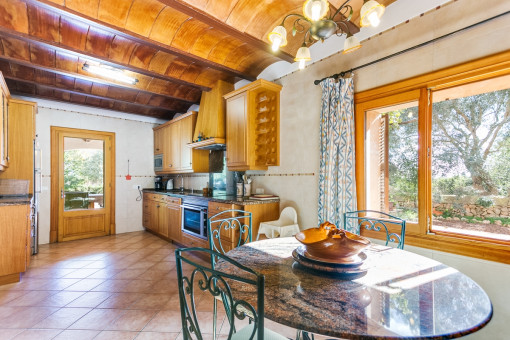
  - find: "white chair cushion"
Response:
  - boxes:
[231,323,288,340]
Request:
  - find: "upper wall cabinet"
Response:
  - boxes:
[0,72,11,172]
[154,111,209,174]
[224,79,282,171]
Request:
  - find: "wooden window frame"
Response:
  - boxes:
[354,50,510,264]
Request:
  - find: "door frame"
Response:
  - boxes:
[50,126,116,243]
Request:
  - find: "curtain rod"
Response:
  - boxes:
[314,10,510,85]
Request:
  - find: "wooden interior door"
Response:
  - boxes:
[51,127,115,242]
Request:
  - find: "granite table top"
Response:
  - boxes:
[143,189,279,205]
[220,238,493,340]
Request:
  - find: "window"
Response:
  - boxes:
[365,100,419,223]
[355,51,510,262]
[431,75,510,241]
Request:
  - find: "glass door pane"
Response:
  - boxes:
[365,101,419,222]
[431,75,510,240]
[63,137,104,211]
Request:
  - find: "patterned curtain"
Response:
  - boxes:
[318,77,357,232]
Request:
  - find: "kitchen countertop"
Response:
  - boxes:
[0,195,33,206]
[143,189,279,205]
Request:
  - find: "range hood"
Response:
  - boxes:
[187,138,226,150]
[188,80,234,150]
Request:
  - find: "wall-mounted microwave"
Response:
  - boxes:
[154,154,163,172]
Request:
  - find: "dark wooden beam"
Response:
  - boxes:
[0,55,197,104]
[0,27,211,92]
[9,86,174,119]
[26,0,256,81]
[4,75,181,113]
[158,0,295,63]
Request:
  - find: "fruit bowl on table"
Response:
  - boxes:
[295,222,371,263]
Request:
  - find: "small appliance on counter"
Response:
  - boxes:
[155,176,164,191]
[166,178,174,190]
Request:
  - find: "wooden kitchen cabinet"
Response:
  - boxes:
[154,111,209,174]
[0,100,37,192]
[0,72,10,172]
[142,193,182,243]
[224,79,282,171]
[0,203,31,285]
[154,128,164,155]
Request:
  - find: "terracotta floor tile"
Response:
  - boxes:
[11,328,62,340]
[64,279,105,292]
[94,330,139,340]
[135,331,180,340]
[97,293,144,309]
[33,291,85,307]
[0,306,59,328]
[65,291,112,308]
[0,328,24,340]
[129,293,174,310]
[112,269,148,280]
[143,310,183,333]
[68,308,124,330]
[5,290,56,307]
[105,309,157,331]
[33,307,92,329]
[61,268,101,279]
[118,279,156,293]
[52,329,100,340]
[86,268,123,279]
[91,279,131,292]
[0,291,25,305]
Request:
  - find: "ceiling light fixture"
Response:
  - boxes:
[82,63,139,85]
[268,0,385,69]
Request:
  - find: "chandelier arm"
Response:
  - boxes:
[281,13,308,27]
[294,18,310,34]
[330,0,353,21]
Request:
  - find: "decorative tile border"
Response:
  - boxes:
[249,173,315,177]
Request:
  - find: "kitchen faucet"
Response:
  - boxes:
[177,175,184,192]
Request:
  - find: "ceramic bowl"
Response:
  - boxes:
[295,221,371,260]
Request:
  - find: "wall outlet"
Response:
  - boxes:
[255,188,264,194]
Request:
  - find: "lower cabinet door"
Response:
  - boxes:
[167,203,181,242]
[158,203,169,238]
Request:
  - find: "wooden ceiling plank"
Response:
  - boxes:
[0,25,211,91]
[25,0,256,81]
[0,54,198,104]
[6,75,179,114]
[157,0,294,63]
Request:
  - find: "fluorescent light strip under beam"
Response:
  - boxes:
[82,64,139,85]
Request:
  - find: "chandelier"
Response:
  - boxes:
[268,0,385,69]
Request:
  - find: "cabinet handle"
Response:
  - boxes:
[156,205,160,208]
[169,164,172,167]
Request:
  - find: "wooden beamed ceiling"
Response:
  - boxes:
[0,0,395,118]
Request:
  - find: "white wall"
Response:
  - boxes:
[251,0,510,338]
[16,97,164,245]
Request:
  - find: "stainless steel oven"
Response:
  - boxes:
[181,203,208,240]
[154,154,163,172]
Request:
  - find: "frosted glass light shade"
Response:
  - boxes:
[268,25,288,51]
[360,0,385,27]
[343,34,361,54]
[303,0,329,21]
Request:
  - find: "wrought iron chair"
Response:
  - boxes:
[208,209,253,332]
[175,247,287,340]
[208,209,253,264]
[343,210,406,249]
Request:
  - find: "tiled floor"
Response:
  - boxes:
[0,231,321,340]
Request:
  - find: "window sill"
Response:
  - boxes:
[364,229,510,264]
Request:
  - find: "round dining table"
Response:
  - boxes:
[221,238,493,339]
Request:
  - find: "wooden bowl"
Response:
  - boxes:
[295,222,371,260]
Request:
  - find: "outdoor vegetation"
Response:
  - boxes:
[64,149,104,194]
[386,88,510,236]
